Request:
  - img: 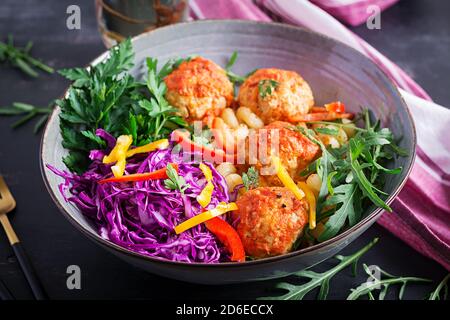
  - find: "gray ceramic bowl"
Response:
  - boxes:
[40,20,415,284]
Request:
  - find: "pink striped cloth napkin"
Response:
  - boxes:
[189,0,450,270]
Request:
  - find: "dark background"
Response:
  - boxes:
[0,0,448,300]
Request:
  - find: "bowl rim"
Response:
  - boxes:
[40,19,417,268]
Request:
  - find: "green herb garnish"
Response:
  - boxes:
[0,102,53,133]
[225,51,246,84]
[296,109,405,242]
[259,238,379,300]
[0,34,54,77]
[258,79,279,98]
[315,127,339,136]
[164,164,190,193]
[347,264,431,300]
[428,273,449,300]
[57,39,186,173]
[242,166,259,191]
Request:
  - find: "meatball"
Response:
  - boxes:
[164,57,234,121]
[235,187,309,258]
[238,68,314,123]
[243,121,320,186]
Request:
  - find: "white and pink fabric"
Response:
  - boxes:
[190,0,450,270]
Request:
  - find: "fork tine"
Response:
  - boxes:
[0,176,16,211]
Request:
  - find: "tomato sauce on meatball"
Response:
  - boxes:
[238,68,314,123]
[235,187,309,258]
[164,57,234,121]
[241,121,321,186]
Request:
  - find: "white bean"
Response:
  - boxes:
[221,108,240,129]
[225,173,243,193]
[236,107,264,129]
[215,162,237,178]
[341,118,356,138]
[306,173,321,195]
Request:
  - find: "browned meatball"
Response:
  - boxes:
[164,57,234,121]
[238,68,314,123]
[241,121,321,186]
[235,187,309,258]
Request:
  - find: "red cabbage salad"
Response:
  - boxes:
[47,40,404,263]
[49,130,232,263]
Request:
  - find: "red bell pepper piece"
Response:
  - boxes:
[325,101,346,113]
[205,217,245,262]
[289,112,354,122]
[98,164,178,184]
[172,130,236,164]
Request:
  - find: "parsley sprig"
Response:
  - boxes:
[57,39,186,173]
[242,166,259,191]
[0,35,54,77]
[258,79,279,98]
[164,164,190,193]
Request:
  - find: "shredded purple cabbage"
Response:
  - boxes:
[47,130,233,263]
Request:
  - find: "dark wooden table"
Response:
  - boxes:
[0,0,448,300]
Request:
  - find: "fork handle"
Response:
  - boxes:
[12,242,48,300]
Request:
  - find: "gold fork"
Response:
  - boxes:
[0,176,48,300]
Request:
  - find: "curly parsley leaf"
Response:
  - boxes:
[258,79,279,98]
[164,164,190,193]
[57,39,187,173]
[242,166,259,191]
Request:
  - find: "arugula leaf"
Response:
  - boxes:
[242,166,259,191]
[428,273,449,300]
[347,264,431,300]
[0,34,54,77]
[224,51,252,85]
[225,51,238,70]
[315,127,339,136]
[0,102,52,133]
[258,79,279,98]
[259,238,379,300]
[318,183,361,241]
[164,164,190,193]
[296,109,405,243]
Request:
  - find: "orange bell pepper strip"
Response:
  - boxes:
[205,217,245,262]
[172,129,236,164]
[289,112,354,122]
[174,202,238,234]
[98,164,178,184]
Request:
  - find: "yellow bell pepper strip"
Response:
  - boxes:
[271,156,305,200]
[196,163,214,208]
[103,135,133,164]
[125,139,169,158]
[298,181,317,229]
[103,135,133,178]
[174,202,238,234]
